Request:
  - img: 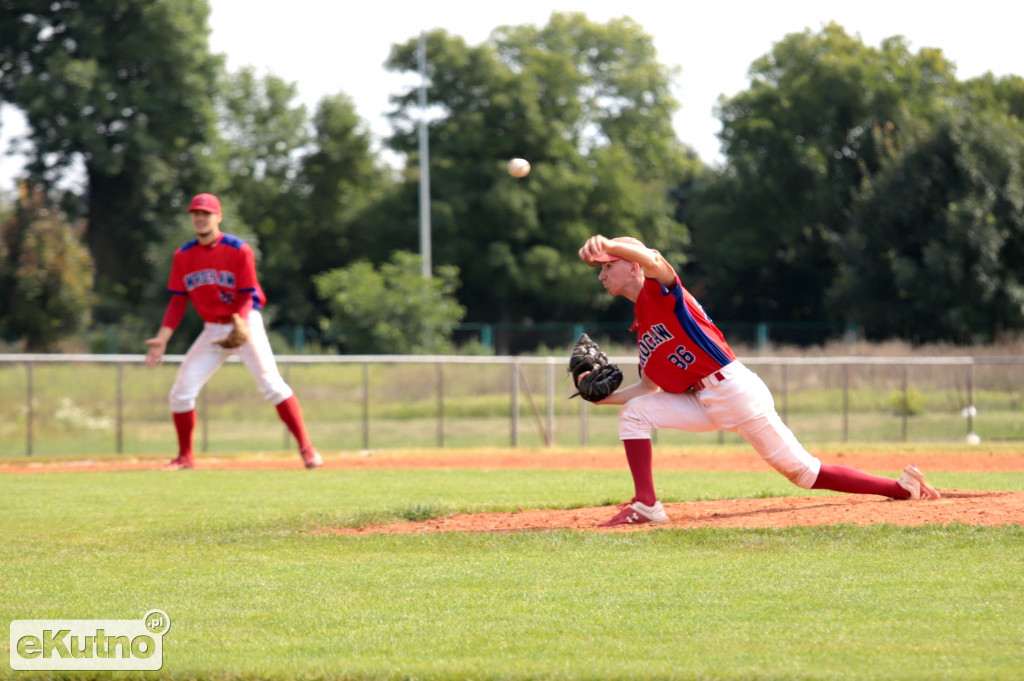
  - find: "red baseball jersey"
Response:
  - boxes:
[631,276,736,393]
[167,234,265,322]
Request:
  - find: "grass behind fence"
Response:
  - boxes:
[2,359,1024,457]
[1,465,1022,681]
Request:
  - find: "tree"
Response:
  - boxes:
[959,72,1024,121]
[314,251,465,354]
[0,184,93,350]
[383,14,697,351]
[689,24,959,327]
[0,0,223,313]
[217,67,310,226]
[293,93,393,332]
[212,67,312,331]
[212,75,393,342]
[829,107,1024,343]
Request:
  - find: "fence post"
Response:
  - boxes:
[116,362,124,454]
[362,362,370,451]
[901,363,909,442]
[545,361,555,447]
[510,361,519,447]
[26,362,33,457]
[967,362,975,437]
[436,361,445,447]
[842,363,849,443]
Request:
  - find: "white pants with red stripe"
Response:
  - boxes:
[617,360,821,488]
[168,310,293,413]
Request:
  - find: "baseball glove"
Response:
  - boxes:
[212,313,250,349]
[568,333,623,402]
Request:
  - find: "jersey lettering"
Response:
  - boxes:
[183,269,237,292]
[637,323,674,370]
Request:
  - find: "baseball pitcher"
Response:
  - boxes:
[575,235,940,527]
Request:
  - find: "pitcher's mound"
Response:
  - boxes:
[324,489,1023,535]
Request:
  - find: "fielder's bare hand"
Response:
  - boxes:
[144,326,174,368]
[144,338,166,368]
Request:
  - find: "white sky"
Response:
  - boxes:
[2,0,1023,190]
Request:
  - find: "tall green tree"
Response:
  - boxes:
[829,107,1024,343]
[212,67,310,329]
[213,73,391,341]
[0,0,223,314]
[688,24,959,327]
[294,93,392,333]
[384,14,697,351]
[217,67,310,224]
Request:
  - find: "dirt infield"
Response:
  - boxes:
[322,448,1024,532]
[325,489,1021,535]
[6,447,1021,532]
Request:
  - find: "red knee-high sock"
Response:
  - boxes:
[275,395,311,449]
[812,464,910,499]
[172,410,196,460]
[623,439,657,506]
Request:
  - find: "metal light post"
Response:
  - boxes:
[417,30,432,279]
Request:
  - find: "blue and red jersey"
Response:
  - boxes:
[631,276,736,393]
[165,234,264,325]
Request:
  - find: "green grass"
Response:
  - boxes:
[1,466,1023,680]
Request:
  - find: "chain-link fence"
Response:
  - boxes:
[1,354,1022,458]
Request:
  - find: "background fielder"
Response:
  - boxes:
[577,235,940,527]
[144,193,322,470]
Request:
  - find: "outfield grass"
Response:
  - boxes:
[1,465,1023,681]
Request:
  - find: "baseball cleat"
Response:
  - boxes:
[896,464,941,500]
[300,445,323,469]
[160,456,194,470]
[598,499,670,527]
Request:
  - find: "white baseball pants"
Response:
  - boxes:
[617,360,821,488]
[168,310,293,413]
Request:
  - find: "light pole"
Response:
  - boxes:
[417,30,432,279]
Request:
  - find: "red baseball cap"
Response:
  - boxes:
[588,236,646,264]
[188,193,222,215]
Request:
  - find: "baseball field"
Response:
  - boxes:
[2,444,1023,680]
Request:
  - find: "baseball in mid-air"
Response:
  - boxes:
[507,158,531,178]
